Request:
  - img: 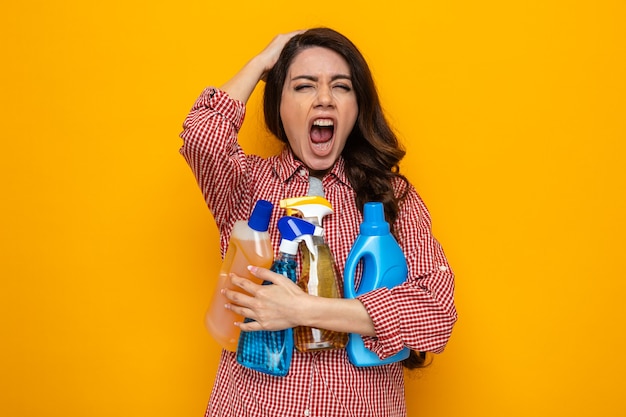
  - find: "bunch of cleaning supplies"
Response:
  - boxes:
[205,198,407,372]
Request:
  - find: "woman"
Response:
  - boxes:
[180,27,457,417]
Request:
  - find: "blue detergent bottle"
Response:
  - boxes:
[343,202,411,366]
[236,216,323,376]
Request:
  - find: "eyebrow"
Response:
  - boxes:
[290,74,352,82]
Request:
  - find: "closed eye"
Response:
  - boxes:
[333,84,352,91]
[294,84,314,91]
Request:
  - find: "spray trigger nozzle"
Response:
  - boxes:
[279,196,333,226]
[277,216,322,256]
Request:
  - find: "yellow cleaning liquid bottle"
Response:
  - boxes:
[280,196,348,351]
[205,199,274,352]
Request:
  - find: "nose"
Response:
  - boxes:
[314,85,335,108]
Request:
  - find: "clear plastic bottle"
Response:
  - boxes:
[280,196,348,352]
[204,200,274,352]
[343,202,410,366]
[237,216,323,375]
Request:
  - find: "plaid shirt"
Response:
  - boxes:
[180,88,457,417]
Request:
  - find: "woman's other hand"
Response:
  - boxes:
[223,266,307,331]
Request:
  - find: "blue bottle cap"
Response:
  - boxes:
[360,202,390,236]
[248,199,273,232]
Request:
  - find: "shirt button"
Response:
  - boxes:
[304,410,310,416]
[439,265,448,271]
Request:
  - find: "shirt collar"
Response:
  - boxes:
[272,147,352,189]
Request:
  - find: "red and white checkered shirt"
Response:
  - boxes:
[180,87,457,417]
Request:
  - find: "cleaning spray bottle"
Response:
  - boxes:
[280,196,348,351]
[343,201,410,366]
[205,199,274,352]
[236,216,323,376]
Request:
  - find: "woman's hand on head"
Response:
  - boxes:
[222,265,308,331]
[255,30,305,81]
[220,30,304,103]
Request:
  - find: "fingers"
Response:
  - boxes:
[246,265,291,285]
[222,283,252,306]
[221,271,267,314]
[224,296,269,332]
[230,272,261,293]
[257,30,306,79]
[222,287,258,325]
[267,30,305,53]
[222,267,304,332]
[236,319,263,332]
[225,301,253,321]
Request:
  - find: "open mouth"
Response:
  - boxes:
[310,119,334,144]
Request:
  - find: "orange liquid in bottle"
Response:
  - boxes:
[294,242,348,351]
[205,229,273,352]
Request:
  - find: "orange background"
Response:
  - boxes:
[2,1,625,416]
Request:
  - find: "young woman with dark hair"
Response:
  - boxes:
[180,27,456,417]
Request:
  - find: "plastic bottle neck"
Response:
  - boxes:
[311,235,325,245]
[277,251,296,261]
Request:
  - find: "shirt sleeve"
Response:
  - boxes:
[179,87,253,253]
[357,185,457,357]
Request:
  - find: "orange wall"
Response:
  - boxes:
[2,1,625,416]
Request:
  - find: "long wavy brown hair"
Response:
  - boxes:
[263,27,426,369]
